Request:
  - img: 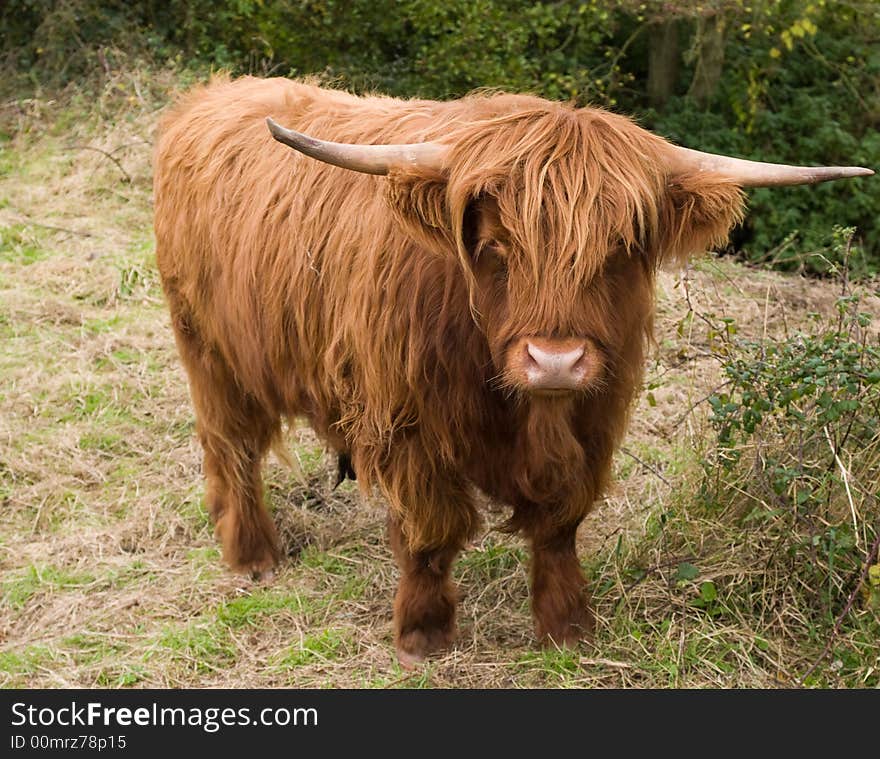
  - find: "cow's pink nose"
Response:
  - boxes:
[524,341,587,390]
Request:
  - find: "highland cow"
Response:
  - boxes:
[153,76,870,666]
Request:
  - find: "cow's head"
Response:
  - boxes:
[267,105,871,399]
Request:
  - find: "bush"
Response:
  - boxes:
[695,229,880,682]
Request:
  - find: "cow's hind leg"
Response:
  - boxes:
[171,316,281,578]
[200,415,280,579]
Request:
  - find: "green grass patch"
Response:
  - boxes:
[298,547,354,575]
[78,431,129,455]
[517,648,581,682]
[156,587,319,672]
[0,224,49,265]
[457,541,526,582]
[62,633,126,666]
[275,629,350,668]
[156,623,237,671]
[94,665,149,688]
[215,589,309,627]
[186,546,222,565]
[82,314,124,335]
[0,645,56,684]
[1,565,97,609]
[298,547,369,599]
[51,379,147,426]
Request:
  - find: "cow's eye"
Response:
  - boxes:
[486,239,507,259]
[489,251,509,286]
[482,240,510,266]
[473,242,508,284]
[493,255,509,284]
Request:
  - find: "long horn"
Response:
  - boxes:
[266,117,447,175]
[666,145,873,187]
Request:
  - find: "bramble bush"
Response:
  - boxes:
[694,229,880,677]
[617,228,880,685]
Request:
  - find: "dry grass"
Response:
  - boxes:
[1,70,878,688]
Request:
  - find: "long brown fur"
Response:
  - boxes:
[154,75,744,660]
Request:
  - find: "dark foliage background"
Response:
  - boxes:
[2,0,878,272]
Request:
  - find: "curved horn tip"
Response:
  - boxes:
[266,116,291,142]
[263,116,446,176]
[806,166,874,184]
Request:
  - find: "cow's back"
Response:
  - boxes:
[153,77,425,418]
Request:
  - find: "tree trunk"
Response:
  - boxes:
[647,20,680,108]
[688,14,726,107]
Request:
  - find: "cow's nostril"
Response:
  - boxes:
[525,343,543,368]
[520,341,589,390]
[566,346,585,371]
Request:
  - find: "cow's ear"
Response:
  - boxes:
[654,174,746,268]
[385,171,457,253]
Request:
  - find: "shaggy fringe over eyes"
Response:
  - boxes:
[443,106,669,292]
[389,100,745,306]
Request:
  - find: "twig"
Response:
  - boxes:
[798,524,880,686]
[107,140,151,155]
[702,258,747,297]
[760,281,771,361]
[67,144,132,183]
[621,555,699,594]
[840,232,852,298]
[776,283,790,340]
[619,447,671,486]
[603,25,645,102]
[670,379,732,431]
[5,216,92,237]
[823,425,860,550]
[578,658,637,670]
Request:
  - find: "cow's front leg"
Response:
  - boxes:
[523,518,594,647]
[382,465,478,667]
[388,517,463,668]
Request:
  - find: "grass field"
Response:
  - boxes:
[1,70,878,688]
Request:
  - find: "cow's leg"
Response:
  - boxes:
[382,469,477,667]
[387,516,467,668]
[199,416,280,579]
[519,513,594,647]
[170,313,280,578]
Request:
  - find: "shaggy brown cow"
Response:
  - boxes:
[153,76,870,666]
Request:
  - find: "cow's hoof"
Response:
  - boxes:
[536,605,595,648]
[395,625,454,669]
[223,544,279,579]
[249,566,276,583]
[215,511,280,580]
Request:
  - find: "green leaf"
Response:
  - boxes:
[675,562,699,582]
[699,581,718,603]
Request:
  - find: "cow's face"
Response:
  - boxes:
[450,165,744,400]
[391,169,745,399]
[461,194,652,397]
